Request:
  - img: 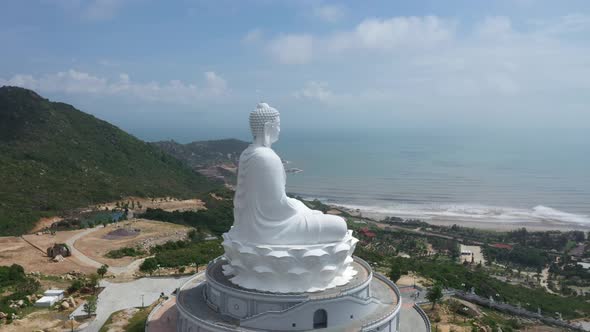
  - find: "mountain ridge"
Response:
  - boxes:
[151,138,248,168]
[0,86,219,235]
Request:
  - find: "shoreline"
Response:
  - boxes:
[332,205,590,232]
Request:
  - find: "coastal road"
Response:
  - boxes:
[369,219,484,245]
[73,275,193,332]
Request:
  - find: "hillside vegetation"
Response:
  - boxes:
[152,138,248,169]
[0,86,218,235]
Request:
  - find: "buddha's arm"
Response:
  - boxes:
[286,196,323,214]
[252,149,299,220]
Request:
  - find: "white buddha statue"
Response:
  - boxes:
[221,103,357,293]
[228,103,347,245]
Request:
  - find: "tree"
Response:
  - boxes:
[87,274,100,294]
[97,264,108,278]
[68,279,84,293]
[83,296,97,317]
[140,258,158,275]
[427,284,444,309]
[388,267,402,283]
[15,277,40,295]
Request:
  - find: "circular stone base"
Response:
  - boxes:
[172,256,403,332]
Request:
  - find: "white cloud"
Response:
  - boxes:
[265,16,455,64]
[332,16,455,51]
[529,13,590,36]
[294,81,333,102]
[85,0,123,21]
[268,34,313,64]
[242,28,263,44]
[204,71,228,96]
[313,4,346,23]
[0,70,229,104]
[475,16,513,38]
[45,0,132,21]
[98,59,119,67]
[261,13,590,111]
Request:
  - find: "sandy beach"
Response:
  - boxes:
[338,206,590,232]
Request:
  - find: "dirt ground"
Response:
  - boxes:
[459,245,485,265]
[0,231,95,275]
[525,326,566,332]
[101,307,139,332]
[27,197,205,236]
[0,220,191,274]
[94,197,206,213]
[74,219,191,267]
[0,309,76,332]
[31,216,63,233]
[397,272,431,288]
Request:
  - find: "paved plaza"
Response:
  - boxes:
[73,275,192,332]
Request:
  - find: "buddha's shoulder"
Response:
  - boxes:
[242,146,281,161]
[253,147,280,160]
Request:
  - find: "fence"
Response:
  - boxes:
[413,303,432,332]
[454,290,584,331]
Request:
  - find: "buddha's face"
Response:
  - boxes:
[266,117,281,144]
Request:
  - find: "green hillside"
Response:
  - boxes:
[152,138,248,169]
[0,86,218,235]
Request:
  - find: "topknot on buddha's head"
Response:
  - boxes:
[249,103,280,138]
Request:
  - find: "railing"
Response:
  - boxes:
[453,291,584,331]
[361,273,403,330]
[206,255,373,301]
[309,256,373,300]
[145,297,170,331]
[205,256,308,300]
[175,273,251,332]
[176,292,248,332]
[178,256,405,332]
[413,303,431,332]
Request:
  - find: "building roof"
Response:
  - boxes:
[359,227,377,238]
[44,289,64,296]
[491,243,513,250]
[36,296,59,304]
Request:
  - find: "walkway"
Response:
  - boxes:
[399,286,430,332]
[146,298,178,332]
[73,276,192,332]
[65,227,104,269]
[65,225,148,275]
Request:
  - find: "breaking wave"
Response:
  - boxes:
[337,203,590,226]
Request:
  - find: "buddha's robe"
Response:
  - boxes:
[229,145,347,245]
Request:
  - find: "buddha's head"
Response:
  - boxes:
[250,102,280,147]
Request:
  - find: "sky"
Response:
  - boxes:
[1,0,590,141]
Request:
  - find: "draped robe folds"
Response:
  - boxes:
[229,145,347,245]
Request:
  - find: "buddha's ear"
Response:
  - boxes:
[263,121,272,147]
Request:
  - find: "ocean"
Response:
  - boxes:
[272,128,590,228]
[137,126,590,228]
